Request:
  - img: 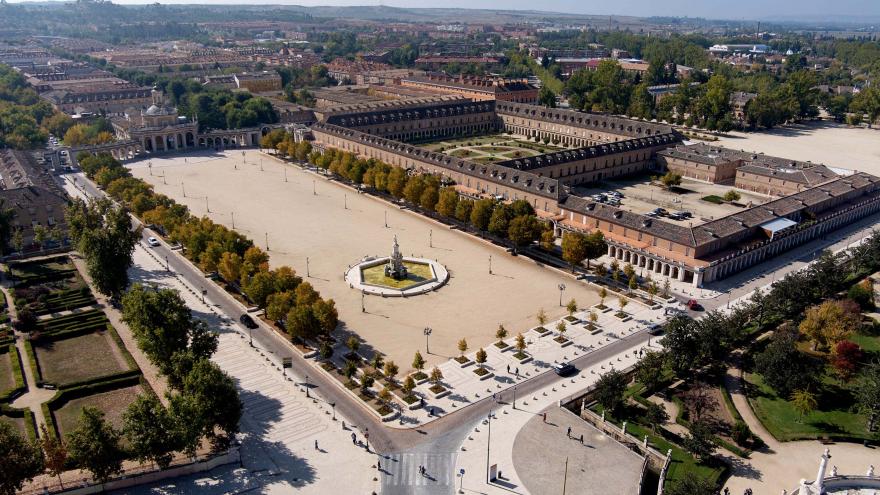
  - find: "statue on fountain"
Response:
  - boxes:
[384,235,408,280]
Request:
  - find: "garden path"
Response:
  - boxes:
[721,349,876,494]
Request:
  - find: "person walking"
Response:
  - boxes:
[543,412,547,423]
[351,432,356,444]
[566,426,571,438]
[515,367,519,376]
[314,440,319,451]
[579,433,584,444]
[507,364,510,373]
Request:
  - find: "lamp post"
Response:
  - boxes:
[306,257,310,277]
[384,210,388,228]
[181,182,186,197]
[512,385,516,409]
[486,409,492,483]
[423,327,432,354]
[305,374,310,398]
[231,211,235,230]
[148,161,153,176]
[313,180,316,195]
[344,194,348,210]
[361,290,365,312]
[284,167,287,182]
[558,283,566,307]
[488,255,492,274]
[265,232,269,251]
[331,402,336,420]
[429,229,433,248]
[205,196,210,213]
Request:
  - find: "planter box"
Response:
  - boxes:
[595,305,612,313]
[534,327,551,336]
[403,395,423,410]
[513,352,533,365]
[554,336,573,347]
[379,409,400,422]
[494,341,511,351]
[429,385,450,400]
[412,372,428,385]
[564,316,578,323]
[472,368,494,380]
[455,357,474,368]
[590,328,603,335]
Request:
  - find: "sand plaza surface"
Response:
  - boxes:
[711,121,880,175]
[129,150,599,370]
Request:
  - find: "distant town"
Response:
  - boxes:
[0,2,879,495]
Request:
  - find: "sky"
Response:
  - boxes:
[90,0,880,21]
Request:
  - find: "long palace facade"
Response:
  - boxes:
[307,100,880,288]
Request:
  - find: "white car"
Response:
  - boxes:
[147,237,160,247]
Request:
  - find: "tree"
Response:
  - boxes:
[495,324,508,343]
[0,421,43,495]
[378,387,392,407]
[755,331,817,398]
[660,171,682,189]
[429,366,443,385]
[628,275,638,293]
[123,394,177,469]
[383,361,399,383]
[588,310,598,330]
[645,402,669,433]
[561,231,588,272]
[856,361,880,429]
[832,341,863,382]
[436,188,459,218]
[540,229,555,251]
[402,375,416,398]
[319,340,334,361]
[595,369,627,414]
[33,224,47,251]
[67,407,124,484]
[538,86,557,108]
[683,419,716,461]
[682,382,717,423]
[218,252,242,285]
[286,304,319,342]
[515,333,527,354]
[342,359,358,384]
[122,284,216,384]
[648,281,659,302]
[40,424,67,488]
[370,353,385,376]
[266,291,296,322]
[470,199,494,231]
[635,350,666,393]
[457,338,468,358]
[723,190,741,202]
[475,348,487,368]
[594,263,607,278]
[412,351,426,373]
[507,215,540,253]
[65,197,141,299]
[799,300,860,351]
[488,204,512,238]
[181,359,242,449]
[610,259,620,282]
[536,308,547,328]
[847,279,875,310]
[566,298,578,318]
[359,374,375,395]
[556,320,567,338]
[618,296,628,314]
[791,389,818,422]
[623,263,635,280]
[599,287,608,307]
[244,270,275,308]
[312,298,338,337]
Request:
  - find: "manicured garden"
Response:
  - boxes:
[33,330,132,387]
[53,382,147,437]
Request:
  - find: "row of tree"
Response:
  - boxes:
[80,152,340,345]
[0,63,58,149]
[303,147,547,252]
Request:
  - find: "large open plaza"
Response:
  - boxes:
[129,149,600,369]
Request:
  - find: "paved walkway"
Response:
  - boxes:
[450,342,652,495]
[721,350,877,494]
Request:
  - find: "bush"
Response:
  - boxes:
[701,195,724,205]
[731,421,751,446]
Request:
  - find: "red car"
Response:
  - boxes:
[687,299,702,311]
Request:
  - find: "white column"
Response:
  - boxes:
[692,271,703,288]
[678,267,686,281]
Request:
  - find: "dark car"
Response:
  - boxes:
[687,299,703,311]
[240,314,259,329]
[553,362,576,376]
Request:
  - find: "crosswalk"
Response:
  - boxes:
[381,452,457,494]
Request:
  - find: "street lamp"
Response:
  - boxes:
[306,257,310,277]
[488,255,492,274]
[486,409,494,484]
[429,229,433,248]
[423,327,432,354]
[331,402,336,420]
[305,374,310,398]
[558,283,567,307]
[361,290,365,312]
[265,232,269,251]
[231,211,235,230]
[512,385,517,409]
[205,196,210,213]
[181,181,186,197]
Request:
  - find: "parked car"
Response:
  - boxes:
[647,323,663,335]
[668,212,685,221]
[645,211,659,218]
[687,299,703,311]
[652,207,668,216]
[553,362,576,376]
[240,314,259,329]
[147,236,160,247]
[679,211,693,218]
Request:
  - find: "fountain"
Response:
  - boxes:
[344,234,449,297]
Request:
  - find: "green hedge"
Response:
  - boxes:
[44,373,143,439]
[701,195,724,204]
[0,403,37,441]
[23,340,41,385]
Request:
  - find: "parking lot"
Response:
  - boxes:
[571,174,770,225]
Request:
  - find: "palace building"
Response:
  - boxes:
[309,98,880,288]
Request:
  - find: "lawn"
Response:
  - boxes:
[10,257,77,286]
[0,350,14,394]
[53,384,145,437]
[361,261,435,290]
[745,372,871,442]
[34,331,131,386]
[589,403,727,488]
[0,414,27,438]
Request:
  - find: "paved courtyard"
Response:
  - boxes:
[129,150,599,371]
